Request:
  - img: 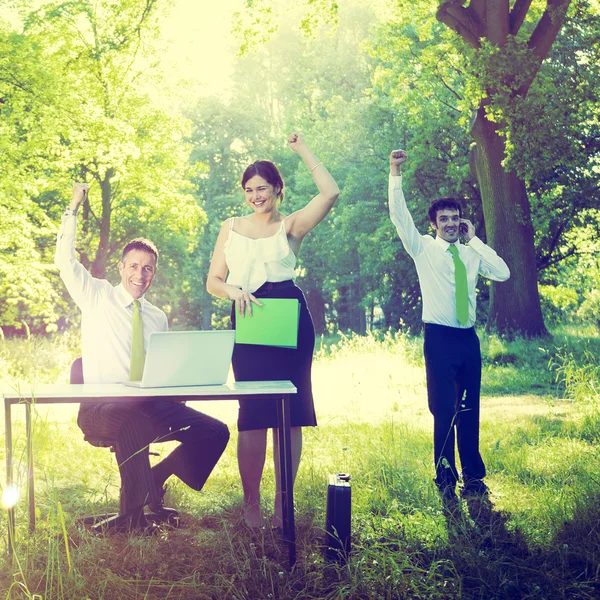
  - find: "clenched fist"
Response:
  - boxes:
[70,183,90,210]
[287,132,305,153]
[389,150,407,176]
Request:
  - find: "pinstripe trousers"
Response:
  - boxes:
[77,400,230,514]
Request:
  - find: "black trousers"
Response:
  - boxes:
[77,400,230,514]
[423,323,485,488]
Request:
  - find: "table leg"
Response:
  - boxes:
[5,399,15,556]
[26,402,35,533]
[277,393,296,567]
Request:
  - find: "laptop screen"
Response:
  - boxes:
[132,330,235,388]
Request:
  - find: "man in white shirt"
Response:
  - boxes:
[56,183,230,531]
[388,150,510,502]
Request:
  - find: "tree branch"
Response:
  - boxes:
[529,0,571,59]
[437,72,463,102]
[537,246,578,270]
[517,0,572,96]
[434,95,462,113]
[469,0,487,23]
[539,218,570,266]
[510,0,533,35]
[0,61,38,94]
[133,0,157,40]
[436,1,482,48]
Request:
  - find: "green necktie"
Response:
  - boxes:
[129,299,145,381]
[448,244,469,325]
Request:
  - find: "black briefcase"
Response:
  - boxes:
[325,473,351,561]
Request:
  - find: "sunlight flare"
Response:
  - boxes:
[2,485,20,509]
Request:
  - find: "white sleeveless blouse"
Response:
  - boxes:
[224,218,297,293]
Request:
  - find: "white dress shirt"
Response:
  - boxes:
[55,214,168,384]
[388,174,510,328]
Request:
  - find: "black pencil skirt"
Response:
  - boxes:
[230,280,317,431]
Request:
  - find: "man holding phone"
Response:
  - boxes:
[388,150,510,503]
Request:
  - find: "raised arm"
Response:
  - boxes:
[206,220,261,316]
[55,183,110,309]
[284,133,340,243]
[388,150,424,258]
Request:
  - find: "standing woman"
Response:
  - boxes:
[207,133,339,528]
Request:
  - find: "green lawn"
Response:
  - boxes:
[1,328,599,599]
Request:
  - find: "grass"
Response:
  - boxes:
[1,326,600,599]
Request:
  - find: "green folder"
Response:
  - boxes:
[235,298,300,348]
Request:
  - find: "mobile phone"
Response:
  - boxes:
[459,222,468,235]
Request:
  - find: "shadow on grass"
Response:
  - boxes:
[434,490,600,599]
[441,495,532,598]
[351,491,600,600]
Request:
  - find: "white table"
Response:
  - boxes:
[2,381,298,566]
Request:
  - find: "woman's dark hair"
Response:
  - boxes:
[241,161,285,201]
[428,198,462,225]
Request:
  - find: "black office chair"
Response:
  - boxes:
[71,358,179,531]
[70,358,116,450]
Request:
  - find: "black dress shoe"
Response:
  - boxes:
[434,477,457,500]
[147,486,180,526]
[461,478,489,498]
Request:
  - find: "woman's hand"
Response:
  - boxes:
[287,132,306,153]
[229,287,262,317]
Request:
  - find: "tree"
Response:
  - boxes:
[431,0,576,336]
[511,5,600,276]
[238,0,586,337]
[185,96,271,330]
[0,1,205,330]
[0,22,68,333]
[21,0,201,280]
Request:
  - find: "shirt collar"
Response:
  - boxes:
[435,236,461,252]
[116,283,146,310]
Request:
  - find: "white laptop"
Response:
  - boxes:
[123,330,235,388]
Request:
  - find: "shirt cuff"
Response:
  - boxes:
[58,213,78,238]
[467,235,484,250]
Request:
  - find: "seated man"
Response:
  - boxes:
[55,183,230,531]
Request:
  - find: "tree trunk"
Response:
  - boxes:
[305,284,327,335]
[471,107,548,337]
[336,285,366,334]
[91,168,114,279]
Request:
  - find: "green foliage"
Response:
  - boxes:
[465,36,538,107]
[0,196,65,333]
[232,0,339,55]
[578,289,600,330]
[0,0,207,330]
[553,346,600,403]
[538,284,580,325]
[1,0,599,335]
